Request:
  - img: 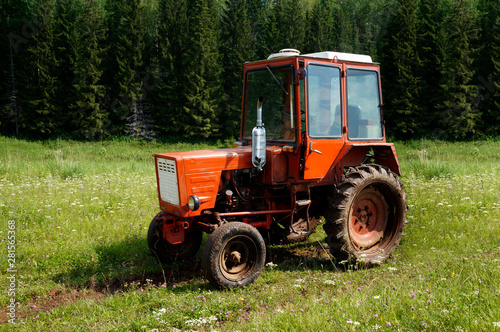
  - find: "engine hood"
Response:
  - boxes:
[156,146,254,174]
[155,146,283,174]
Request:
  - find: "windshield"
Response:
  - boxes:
[242,65,295,141]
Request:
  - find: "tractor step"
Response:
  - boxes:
[296,199,311,206]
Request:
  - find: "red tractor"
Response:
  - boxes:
[148,49,408,289]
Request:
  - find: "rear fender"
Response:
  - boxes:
[334,143,401,176]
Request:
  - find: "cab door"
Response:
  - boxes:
[302,63,345,180]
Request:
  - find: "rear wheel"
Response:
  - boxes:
[202,222,266,289]
[147,213,202,263]
[324,165,408,265]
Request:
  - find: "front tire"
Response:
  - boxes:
[147,213,203,263]
[324,165,408,265]
[202,222,266,289]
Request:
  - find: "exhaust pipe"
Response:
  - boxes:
[252,96,266,171]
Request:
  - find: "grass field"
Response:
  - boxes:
[1,136,499,331]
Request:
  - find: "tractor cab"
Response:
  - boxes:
[239,49,390,181]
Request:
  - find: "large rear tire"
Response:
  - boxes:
[202,222,266,289]
[147,213,203,263]
[323,165,408,265]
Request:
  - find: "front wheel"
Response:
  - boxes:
[324,164,408,265]
[202,222,266,289]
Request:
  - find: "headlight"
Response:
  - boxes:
[188,195,200,211]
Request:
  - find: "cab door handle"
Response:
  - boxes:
[309,142,322,155]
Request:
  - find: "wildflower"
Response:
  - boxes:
[422,323,428,329]
[373,296,380,299]
[386,322,391,326]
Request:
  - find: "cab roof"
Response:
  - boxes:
[253,48,373,64]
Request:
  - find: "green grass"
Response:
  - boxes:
[1,137,499,331]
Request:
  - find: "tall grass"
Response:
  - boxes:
[1,137,499,331]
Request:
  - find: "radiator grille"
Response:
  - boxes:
[157,158,180,206]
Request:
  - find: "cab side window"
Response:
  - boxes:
[346,69,383,140]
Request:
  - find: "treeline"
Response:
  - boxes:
[0,0,499,141]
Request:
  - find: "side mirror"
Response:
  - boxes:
[294,68,307,84]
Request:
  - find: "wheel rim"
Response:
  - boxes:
[348,187,389,250]
[219,235,257,281]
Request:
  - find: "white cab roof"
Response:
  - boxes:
[266,49,373,63]
[302,51,372,63]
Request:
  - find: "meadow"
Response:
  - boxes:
[1,136,499,331]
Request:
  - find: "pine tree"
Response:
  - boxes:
[182,0,221,138]
[381,0,420,139]
[103,0,145,135]
[1,0,30,136]
[282,0,306,51]
[219,0,255,138]
[334,0,354,53]
[415,0,447,137]
[258,1,279,58]
[52,0,77,135]
[151,0,189,137]
[438,0,480,139]
[19,0,58,138]
[306,0,338,53]
[477,0,500,135]
[70,0,107,139]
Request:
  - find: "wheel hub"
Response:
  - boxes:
[220,237,256,281]
[229,251,242,264]
[348,187,389,250]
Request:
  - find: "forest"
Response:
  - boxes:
[0,0,499,141]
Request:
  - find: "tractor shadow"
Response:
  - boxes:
[52,235,354,295]
[52,236,206,295]
[266,240,352,273]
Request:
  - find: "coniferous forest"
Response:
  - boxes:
[0,0,499,141]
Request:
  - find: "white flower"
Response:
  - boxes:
[373,295,380,299]
[493,322,500,327]
[324,280,335,285]
[387,267,397,271]
[153,308,166,315]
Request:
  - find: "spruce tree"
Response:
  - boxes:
[103,0,145,135]
[19,0,58,138]
[306,0,337,53]
[415,0,447,137]
[258,1,279,58]
[70,0,107,139]
[219,0,255,138]
[477,0,500,135]
[438,0,480,139]
[282,0,306,51]
[1,0,31,136]
[381,0,420,139]
[53,0,77,136]
[152,0,189,137]
[182,0,221,138]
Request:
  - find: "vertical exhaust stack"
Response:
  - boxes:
[252,96,266,171]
